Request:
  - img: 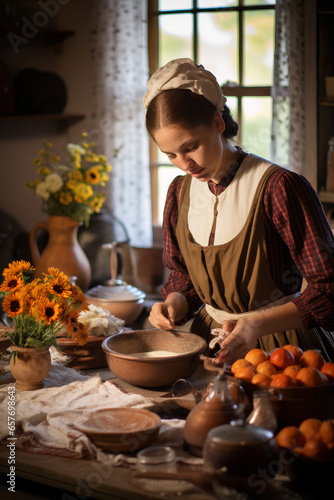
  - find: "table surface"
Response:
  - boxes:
[0,360,330,500]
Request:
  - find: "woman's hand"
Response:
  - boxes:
[149,292,189,330]
[215,301,304,365]
[215,318,259,364]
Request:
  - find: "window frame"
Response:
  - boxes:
[147,0,276,225]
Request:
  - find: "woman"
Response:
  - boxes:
[143,58,334,364]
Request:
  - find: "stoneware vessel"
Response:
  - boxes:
[30,215,91,291]
[183,374,240,457]
[9,346,51,390]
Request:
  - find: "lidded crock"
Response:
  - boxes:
[203,418,279,478]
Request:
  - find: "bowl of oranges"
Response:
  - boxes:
[275,418,334,487]
[229,345,334,426]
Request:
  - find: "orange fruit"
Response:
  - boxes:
[251,373,271,386]
[283,365,301,380]
[282,344,304,363]
[321,362,334,382]
[299,350,325,370]
[256,360,277,377]
[231,358,253,374]
[295,366,328,387]
[299,418,322,440]
[319,420,334,451]
[303,437,331,459]
[234,365,256,383]
[275,426,306,449]
[244,348,269,368]
[270,347,295,370]
[270,373,295,388]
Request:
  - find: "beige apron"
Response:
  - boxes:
[175,158,333,359]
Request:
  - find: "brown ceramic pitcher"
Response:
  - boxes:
[29,215,91,291]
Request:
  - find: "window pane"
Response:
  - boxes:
[244,1,276,6]
[159,14,193,66]
[243,10,275,85]
[157,167,184,225]
[158,149,172,164]
[226,96,238,120]
[198,0,238,7]
[159,0,192,10]
[241,97,272,159]
[198,12,238,85]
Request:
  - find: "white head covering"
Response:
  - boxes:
[143,58,227,111]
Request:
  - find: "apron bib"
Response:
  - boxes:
[175,155,332,358]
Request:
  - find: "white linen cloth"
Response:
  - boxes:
[0,355,202,466]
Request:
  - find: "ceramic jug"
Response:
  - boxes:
[29,215,91,291]
[183,373,240,457]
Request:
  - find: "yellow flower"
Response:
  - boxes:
[90,194,105,212]
[34,158,41,166]
[86,167,101,184]
[33,297,62,325]
[37,166,52,176]
[73,182,93,202]
[3,292,24,317]
[59,191,72,205]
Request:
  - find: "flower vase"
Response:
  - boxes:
[29,215,92,291]
[9,346,51,390]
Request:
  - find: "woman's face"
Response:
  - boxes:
[153,113,226,183]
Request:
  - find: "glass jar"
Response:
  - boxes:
[246,391,277,433]
[326,137,334,192]
[136,446,177,474]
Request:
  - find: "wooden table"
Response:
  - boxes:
[0,363,329,500]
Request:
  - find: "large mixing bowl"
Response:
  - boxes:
[102,329,207,387]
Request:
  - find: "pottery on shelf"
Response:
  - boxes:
[9,346,51,390]
[29,215,92,291]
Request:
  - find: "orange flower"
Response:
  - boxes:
[2,260,34,278]
[3,292,24,317]
[0,274,24,293]
[47,273,72,299]
[33,297,62,325]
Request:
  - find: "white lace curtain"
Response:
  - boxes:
[89,0,152,247]
[271,0,305,174]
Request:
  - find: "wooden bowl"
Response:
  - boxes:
[57,336,108,369]
[278,448,334,489]
[75,408,161,452]
[233,376,334,428]
[102,329,207,387]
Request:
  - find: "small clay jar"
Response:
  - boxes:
[183,373,239,457]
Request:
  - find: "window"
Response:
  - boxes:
[148,0,276,225]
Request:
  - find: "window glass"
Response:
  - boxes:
[159,14,193,66]
[244,0,276,6]
[159,0,192,10]
[225,95,238,122]
[243,10,275,85]
[157,167,184,225]
[198,0,238,7]
[241,97,272,159]
[198,12,238,85]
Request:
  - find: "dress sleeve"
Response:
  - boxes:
[161,175,203,317]
[265,169,334,331]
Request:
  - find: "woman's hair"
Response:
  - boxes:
[146,89,238,139]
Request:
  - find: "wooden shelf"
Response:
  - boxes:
[319,99,334,107]
[0,113,85,123]
[319,190,334,203]
[0,30,75,50]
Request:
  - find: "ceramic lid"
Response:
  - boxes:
[206,419,273,446]
[85,284,146,302]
